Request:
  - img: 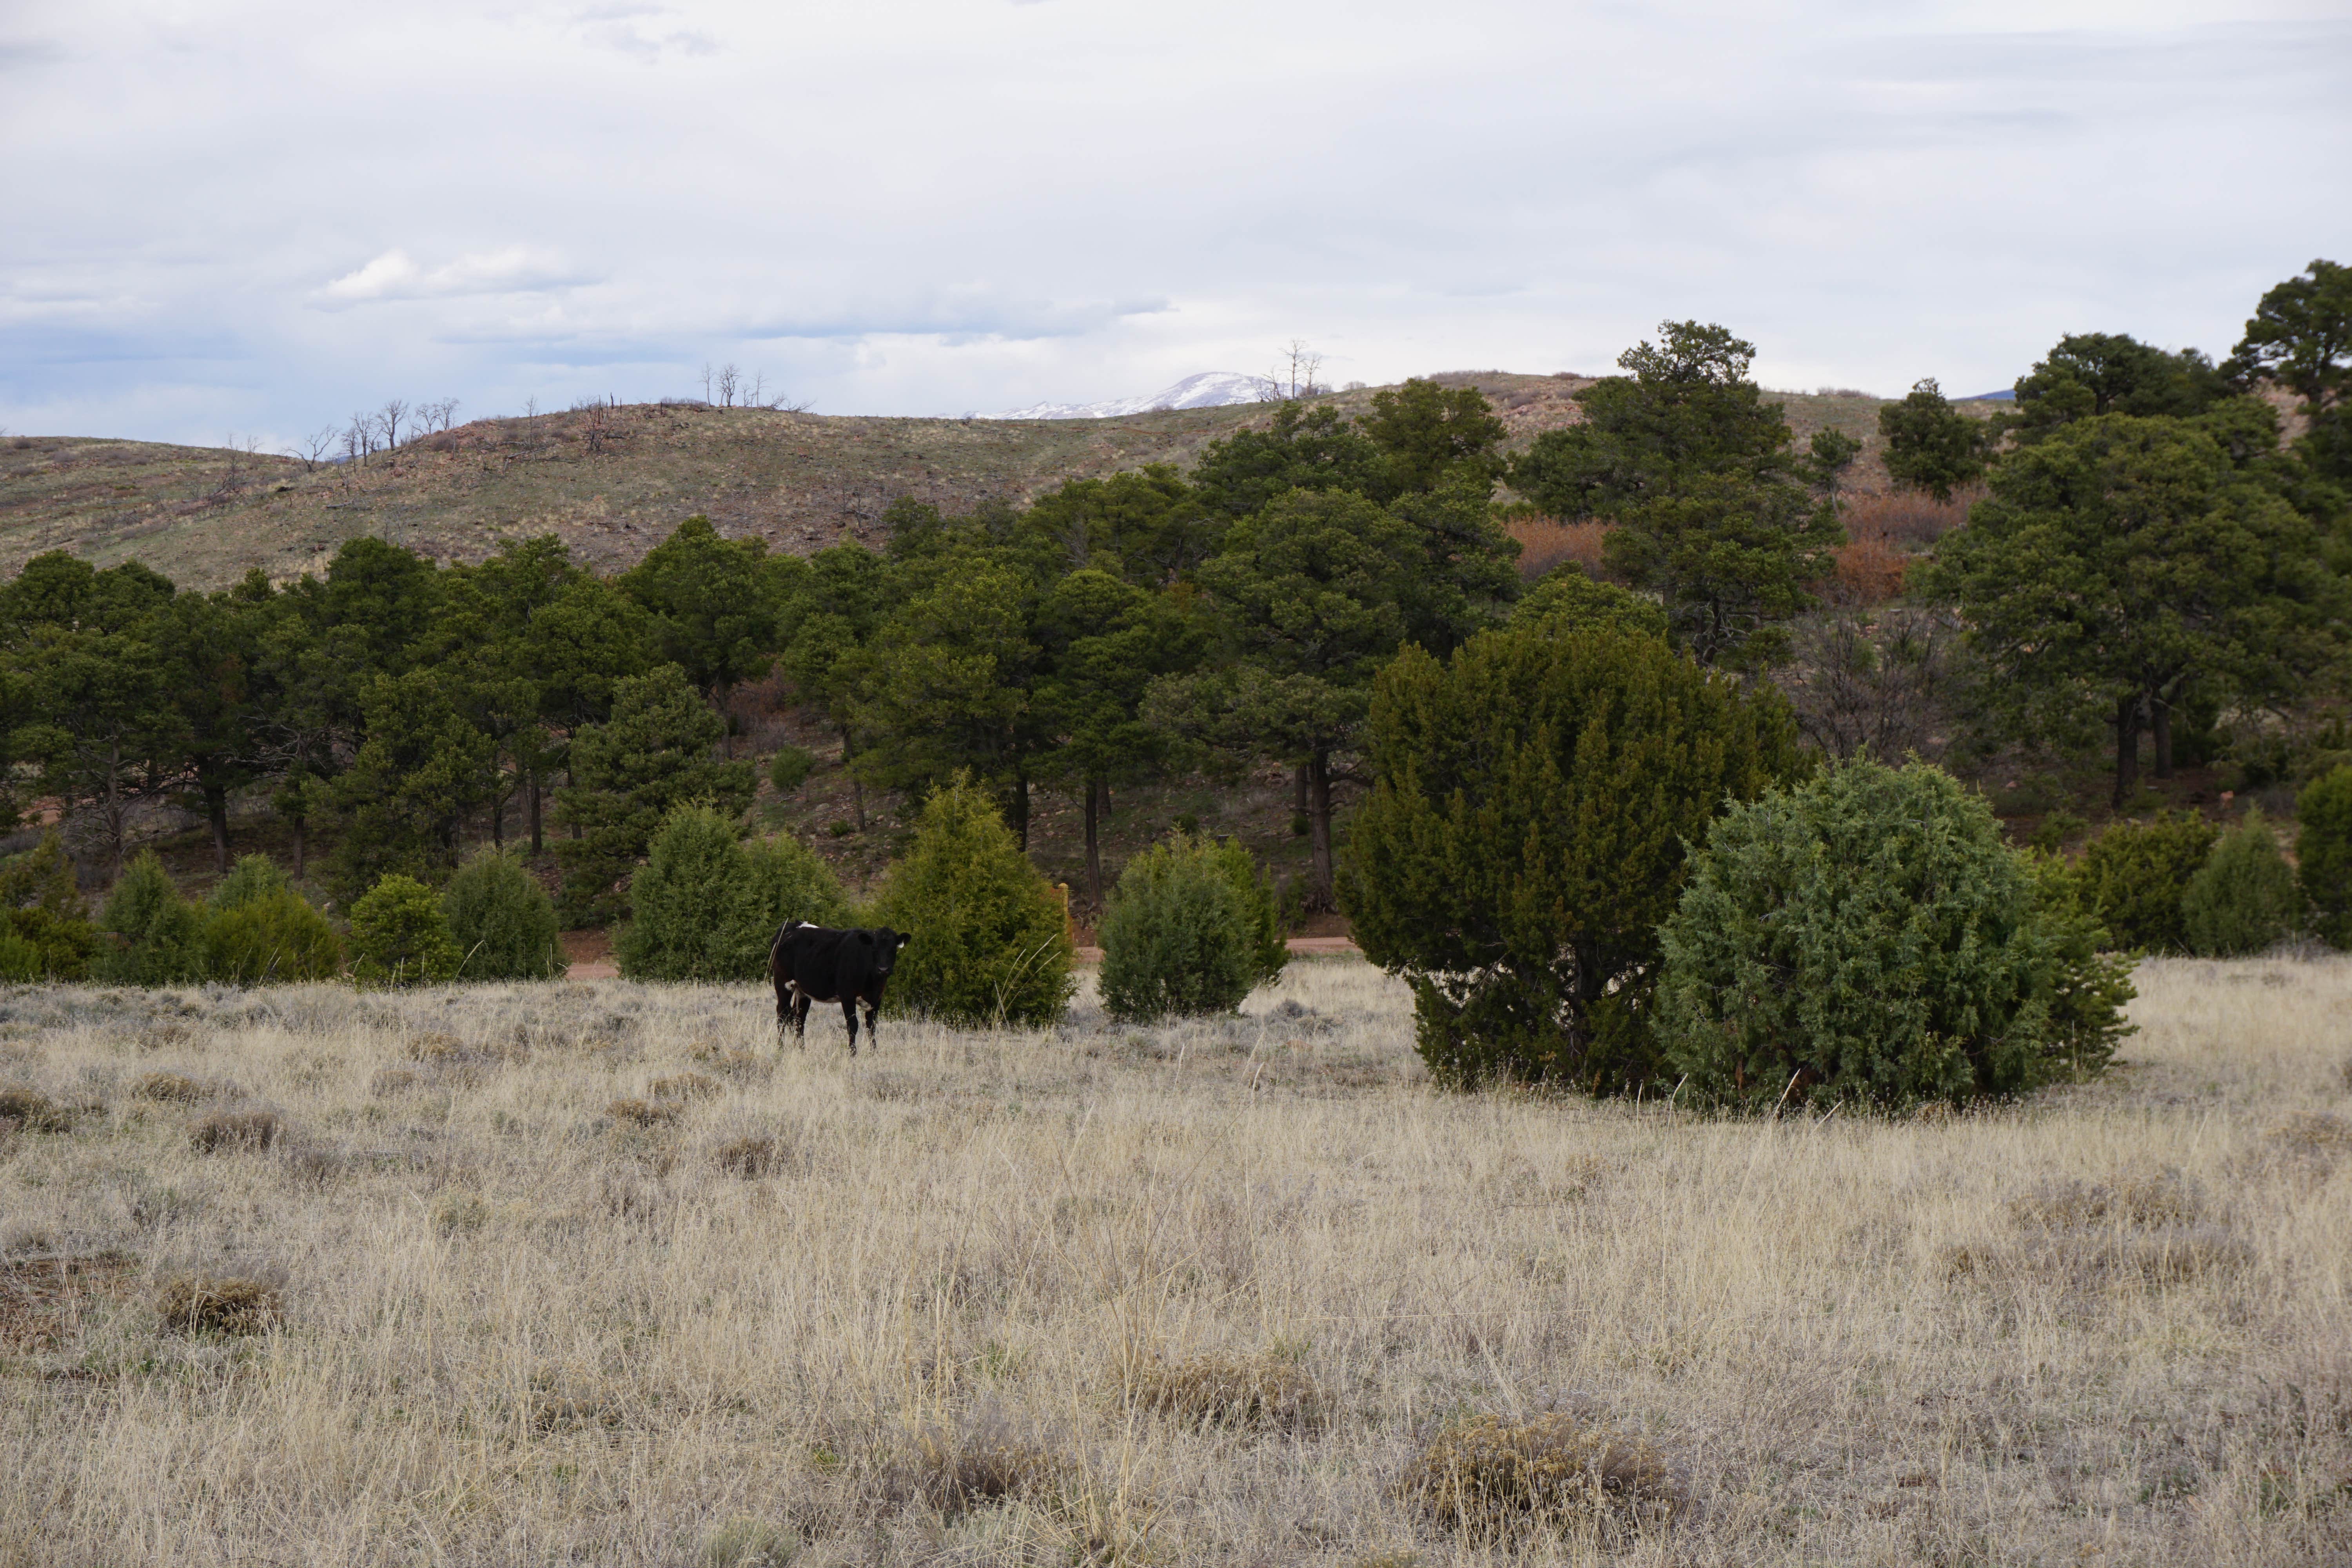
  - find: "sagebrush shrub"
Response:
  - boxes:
[618,807,851,981]
[2182,810,2301,956]
[204,888,343,984]
[442,851,565,980]
[347,875,461,987]
[93,851,206,985]
[2296,766,2352,947]
[869,776,1074,1028]
[1099,834,1279,1022]
[1657,759,2132,1110]
[2074,811,2216,953]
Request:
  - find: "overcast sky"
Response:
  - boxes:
[3,0,2347,448]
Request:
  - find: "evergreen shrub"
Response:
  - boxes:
[1656,759,2134,1111]
[443,851,566,980]
[2296,766,2352,947]
[0,833,96,982]
[869,775,1074,1027]
[1343,625,1800,1090]
[1099,833,1282,1022]
[94,852,206,985]
[768,746,815,793]
[2182,810,2301,957]
[205,889,343,984]
[348,875,461,987]
[210,854,291,911]
[2074,811,2216,953]
[617,806,850,981]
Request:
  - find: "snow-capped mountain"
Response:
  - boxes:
[993,370,1267,420]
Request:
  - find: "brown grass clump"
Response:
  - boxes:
[1400,1408,1683,1540]
[713,1133,782,1179]
[0,1087,73,1133]
[155,1271,281,1336]
[1505,518,1612,581]
[650,1072,720,1102]
[2007,1169,2203,1230]
[369,1067,420,1096]
[1132,1351,1323,1431]
[891,1409,1076,1515]
[133,1071,225,1104]
[2274,1111,2352,1155]
[699,1517,798,1568]
[189,1107,281,1152]
[607,1098,678,1128]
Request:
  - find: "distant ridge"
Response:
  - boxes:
[994,370,1267,421]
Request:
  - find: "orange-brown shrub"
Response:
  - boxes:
[1841,487,1977,548]
[1506,519,1612,582]
[1831,535,1909,605]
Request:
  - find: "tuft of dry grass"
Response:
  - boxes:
[606,1096,679,1127]
[187,1107,279,1152]
[712,1132,784,1178]
[0,1087,73,1133]
[651,1071,720,1102]
[1399,1408,1682,1540]
[1132,1350,1323,1431]
[154,1271,281,1336]
[131,1071,226,1104]
[891,1408,1078,1515]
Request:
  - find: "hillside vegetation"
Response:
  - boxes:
[0,373,1913,589]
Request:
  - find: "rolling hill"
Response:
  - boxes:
[0,372,1926,590]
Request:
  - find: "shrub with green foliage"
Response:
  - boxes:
[2182,810,2301,956]
[869,776,1075,1027]
[94,851,206,985]
[348,874,461,987]
[1508,566,1669,642]
[768,745,815,793]
[2074,811,2218,953]
[442,851,566,980]
[617,806,851,981]
[1099,834,1283,1022]
[1656,759,2133,1111]
[0,833,95,982]
[1344,624,1801,1091]
[203,888,344,985]
[2020,851,2141,1074]
[2296,766,2352,947]
[209,853,291,911]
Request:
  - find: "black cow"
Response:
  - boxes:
[768,921,911,1055]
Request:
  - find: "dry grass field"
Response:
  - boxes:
[2,956,2347,1566]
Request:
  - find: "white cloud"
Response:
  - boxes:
[311,248,588,308]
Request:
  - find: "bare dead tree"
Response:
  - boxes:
[1782,607,1960,762]
[413,397,458,435]
[290,425,339,472]
[524,396,540,427]
[700,364,715,403]
[716,363,740,407]
[1267,339,1325,400]
[745,370,765,407]
[377,397,408,449]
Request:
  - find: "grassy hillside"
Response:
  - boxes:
[0,373,1937,589]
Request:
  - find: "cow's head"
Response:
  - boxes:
[873,928,910,974]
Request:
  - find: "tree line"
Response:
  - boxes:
[0,259,2342,954]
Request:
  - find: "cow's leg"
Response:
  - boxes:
[862,1001,880,1051]
[842,996,860,1056]
[792,992,812,1049]
[775,983,793,1048]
